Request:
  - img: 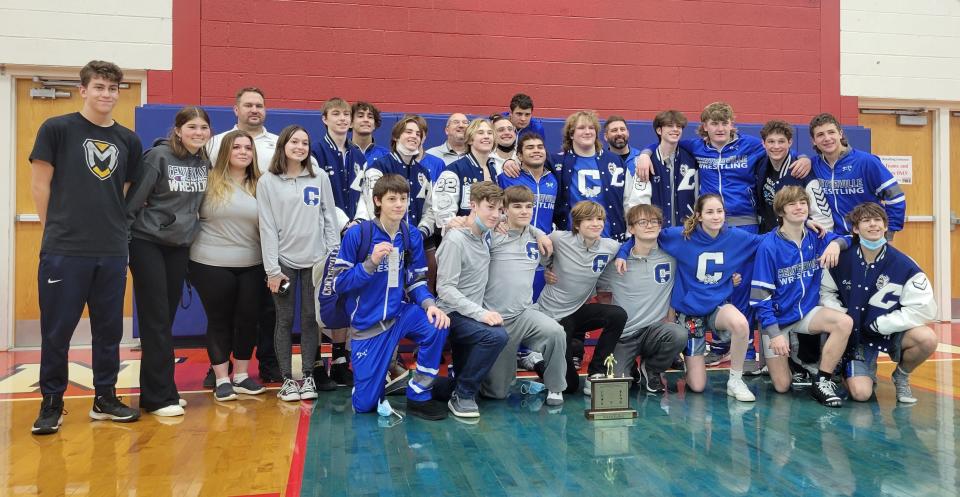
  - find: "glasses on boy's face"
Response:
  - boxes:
[633,219,661,228]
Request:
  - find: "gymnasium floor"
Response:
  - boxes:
[2,323,959,497]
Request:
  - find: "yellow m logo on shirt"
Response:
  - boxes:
[83,139,119,180]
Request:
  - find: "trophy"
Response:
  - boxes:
[585,354,638,420]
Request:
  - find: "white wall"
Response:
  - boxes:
[841,0,960,101]
[0,0,172,70]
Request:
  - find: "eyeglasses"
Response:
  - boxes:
[632,219,662,227]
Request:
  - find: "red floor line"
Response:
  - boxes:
[285,404,312,497]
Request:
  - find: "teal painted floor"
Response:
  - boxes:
[300,372,959,497]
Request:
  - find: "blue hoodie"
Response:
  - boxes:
[811,147,906,235]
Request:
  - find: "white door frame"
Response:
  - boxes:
[0,65,147,350]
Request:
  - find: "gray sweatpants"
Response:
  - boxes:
[612,322,687,378]
[273,264,319,378]
[481,307,567,398]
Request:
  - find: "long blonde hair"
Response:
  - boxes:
[207,130,259,206]
[682,194,723,239]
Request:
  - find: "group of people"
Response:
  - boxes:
[29,59,938,434]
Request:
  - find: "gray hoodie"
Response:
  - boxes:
[126,139,208,247]
[257,167,340,277]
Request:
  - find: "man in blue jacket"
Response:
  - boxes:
[750,186,851,407]
[809,113,906,237]
[332,174,450,420]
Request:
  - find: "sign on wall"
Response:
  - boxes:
[879,155,913,185]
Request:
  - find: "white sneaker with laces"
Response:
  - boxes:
[726,377,756,402]
[277,378,301,402]
[583,373,604,397]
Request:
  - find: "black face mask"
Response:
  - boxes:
[497,143,515,153]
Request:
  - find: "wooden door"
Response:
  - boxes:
[14,78,141,346]
[857,112,934,274]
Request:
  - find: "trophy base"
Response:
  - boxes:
[585,409,638,420]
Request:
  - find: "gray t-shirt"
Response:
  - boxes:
[484,226,542,320]
[190,183,261,267]
[536,231,619,320]
[436,227,492,320]
[598,246,676,338]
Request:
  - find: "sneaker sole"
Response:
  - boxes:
[32,416,63,435]
[277,394,301,402]
[726,389,756,402]
[300,392,319,400]
[89,410,141,422]
[233,387,266,395]
[215,393,238,402]
[447,401,480,418]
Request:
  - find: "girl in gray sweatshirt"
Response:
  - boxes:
[257,125,340,402]
[126,106,211,416]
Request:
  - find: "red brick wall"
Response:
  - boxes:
[149,0,849,125]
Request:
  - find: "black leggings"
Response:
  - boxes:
[189,261,263,365]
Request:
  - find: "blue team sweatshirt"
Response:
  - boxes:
[498,168,559,234]
[811,147,906,235]
[332,220,435,333]
[749,228,845,338]
[678,134,767,225]
[551,149,627,240]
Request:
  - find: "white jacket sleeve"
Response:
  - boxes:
[622,166,652,213]
[870,272,937,335]
[356,167,383,222]
[317,172,341,257]
[417,182,437,238]
[431,170,461,229]
[819,269,847,312]
[805,178,834,232]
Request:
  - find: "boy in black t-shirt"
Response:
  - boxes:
[29,60,143,435]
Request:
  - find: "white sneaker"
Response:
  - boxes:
[277,378,301,402]
[149,404,185,417]
[299,376,318,400]
[726,377,756,402]
[546,391,564,406]
[178,398,187,407]
[583,373,604,396]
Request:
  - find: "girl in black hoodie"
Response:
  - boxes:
[126,106,211,416]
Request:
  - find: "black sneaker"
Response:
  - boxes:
[203,368,216,389]
[32,394,65,435]
[232,377,266,395]
[810,378,843,408]
[89,391,140,422]
[791,369,813,388]
[258,362,283,383]
[311,363,338,391]
[214,382,237,402]
[330,362,354,387]
[640,364,665,394]
[384,369,411,396]
[407,398,449,421]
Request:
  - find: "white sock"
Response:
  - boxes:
[215,377,231,387]
[233,372,249,383]
[895,365,909,377]
[729,370,743,381]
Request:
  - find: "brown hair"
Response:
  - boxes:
[389,115,427,151]
[352,101,382,128]
[235,87,265,103]
[322,97,350,117]
[206,130,260,206]
[808,113,849,152]
[80,60,123,86]
[571,201,606,235]
[761,120,794,141]
[653,110,688,131]
[682,193,724,239]
[697,102,735,139]
[269,125,315,177]
[847,202,888,234]
[372,174,410,217]
[469,181,503,205]
[168,106,212,160]
[603,115,627,133]
[562,111,602,153]
[626,204,664,226]
[504,185,534,205]
[772,186,808,219]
